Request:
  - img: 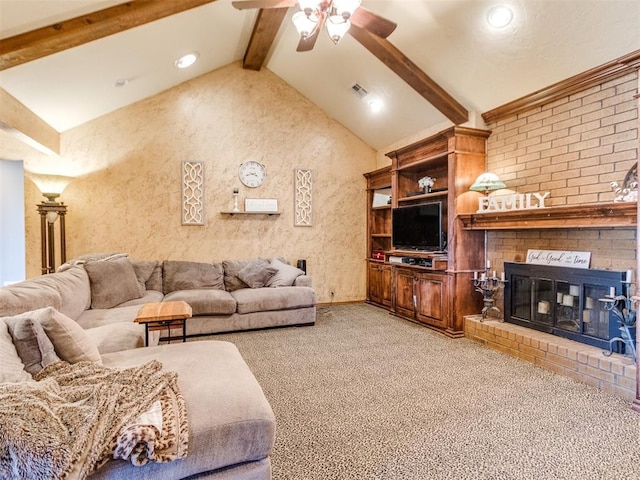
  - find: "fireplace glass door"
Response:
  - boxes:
[504,262,625,351]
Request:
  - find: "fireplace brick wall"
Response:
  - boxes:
[484,71,638,272]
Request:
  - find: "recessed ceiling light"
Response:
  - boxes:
[486,5,513,28]
[368,99,383,114]
[174,52,199,69]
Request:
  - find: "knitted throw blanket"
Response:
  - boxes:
[0,360,188,480]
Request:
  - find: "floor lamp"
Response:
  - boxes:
[36,192,68,275]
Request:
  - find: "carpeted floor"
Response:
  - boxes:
[209,304,640,480]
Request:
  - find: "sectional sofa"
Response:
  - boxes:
[0,255,316,352]
[0,255,317,479]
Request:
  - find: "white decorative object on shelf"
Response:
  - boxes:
[295,169,313,226]
[611,181,638,202]
[182,161,204,225]
[245,198,278,213]
[476,192,550,213]
[418,176,435,192]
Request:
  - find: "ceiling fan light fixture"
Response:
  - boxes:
[292,10,318,39]
[333,0,361,19]
[326,15,350,44]
[174,52,198,69]
[297,0,320,14]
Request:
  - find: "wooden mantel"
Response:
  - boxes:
[458,202,637,230]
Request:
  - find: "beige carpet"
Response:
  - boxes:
[211,304,640,480]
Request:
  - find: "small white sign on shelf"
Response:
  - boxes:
[526,249,591,269]
[372,188,392,207]
[245,198,278,213]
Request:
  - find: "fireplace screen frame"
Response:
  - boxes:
[504,262,626,351]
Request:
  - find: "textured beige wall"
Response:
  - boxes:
[24,62,376,303]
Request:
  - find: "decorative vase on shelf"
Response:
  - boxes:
[418,176,435,194]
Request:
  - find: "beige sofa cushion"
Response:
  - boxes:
[164,289,237,315]
[51,266,91,320]
[0,276,62,317]
[5,315,60,376]
[163,261,224,294]
[85,257,142,309]
[231,286,316,314]
[0,319,31,383]
[131,260,158,296]
[84,323,151,354]
[97,341,275,479]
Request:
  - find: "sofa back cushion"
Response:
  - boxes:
[84,257,142,309]
[163,261,224,294]
[131,261,159,295]
[51,266,92,320]
[0,276,62,317]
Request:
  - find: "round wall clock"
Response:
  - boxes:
[238,161,266,188]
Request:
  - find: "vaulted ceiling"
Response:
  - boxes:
[1,0,639,153]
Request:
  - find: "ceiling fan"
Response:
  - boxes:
[232,0,396,51]
[232,0,469,125]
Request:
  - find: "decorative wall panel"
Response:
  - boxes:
[294,168,313,226]
[182,161,204,225]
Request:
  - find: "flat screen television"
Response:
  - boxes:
[392,202,444,252]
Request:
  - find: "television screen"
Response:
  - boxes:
[392,203,443,252]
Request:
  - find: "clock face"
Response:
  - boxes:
[238,161,266,188]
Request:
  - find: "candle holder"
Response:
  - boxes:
[471,265,507,321]
[232,188,240,213]
[598,280,637,364]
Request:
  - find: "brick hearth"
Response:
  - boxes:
[464,315,637,401]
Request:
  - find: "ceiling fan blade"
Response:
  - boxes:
[296,13,325,52]
[349,25,468,124]
[232,0,297,10]
[350,6,397,38]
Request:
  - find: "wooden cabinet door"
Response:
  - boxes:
[394,268,416,318]
[368,263,393,307]
[415,274,449,328]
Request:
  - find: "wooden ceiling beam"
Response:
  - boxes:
[349,25,468,125]
[0,0,220,71]
[242,8,289,70]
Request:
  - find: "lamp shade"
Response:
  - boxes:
[326,15,350,44]
[292,10,318,38]
[30,174,73,201]
[470,172,506,193]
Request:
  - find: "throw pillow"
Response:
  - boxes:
[132,261,158,296]
[84,257,142,309]
[5,316,61,376]
[162,260,224,294]
[37,307,102,364]
[238,261,278,288]
[0,319,32,383]
[266,258,306,287]
[223,258,269,291]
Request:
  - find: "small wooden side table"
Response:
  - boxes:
[134,301,193,346]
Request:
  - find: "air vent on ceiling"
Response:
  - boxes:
[351,83,369,99]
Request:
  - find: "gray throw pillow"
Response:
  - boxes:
[238,261,278,288]
[5,316,61,376]
[223,258,269,291]
[84,257,142,309]
[266,258,306,287]
[162,260,224,294]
